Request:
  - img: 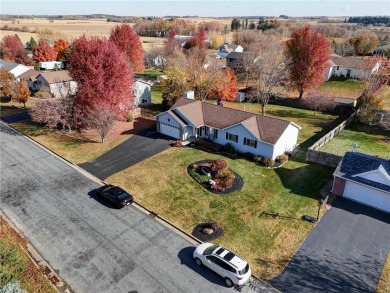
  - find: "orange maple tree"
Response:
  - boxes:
[33,40,56,62]
[210,67,238,102]
[285,25,330,99]
[53,39,69,61]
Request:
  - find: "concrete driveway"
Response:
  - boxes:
[79,127,174,180]
[271,197,390,293]
[0,122,273,293]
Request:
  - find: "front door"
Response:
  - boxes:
[346,69,351,77]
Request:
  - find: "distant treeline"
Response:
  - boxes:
[348,16,390,26]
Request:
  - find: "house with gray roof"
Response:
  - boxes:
[217,43,244,59]
[0,58,30,79]
[332,152,390,213]
[326,54,380,80]
[156,95,301,160]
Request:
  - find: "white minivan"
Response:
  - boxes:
[193,243,251,287]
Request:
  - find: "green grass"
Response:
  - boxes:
[141,85,164,119]
[135,68,164,79]
[107,147,333,279]
[317,78,364,99]
[320,121,390,158]
[218,101,339,151]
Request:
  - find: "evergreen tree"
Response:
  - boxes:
[29,37,37,50]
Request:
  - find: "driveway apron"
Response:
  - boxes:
[79,127,174,180]
[271,197,390,293]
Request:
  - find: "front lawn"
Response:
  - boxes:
[0,98,36,118]
[106,147,334,279]
[320,121,390,158]
[317,78,364,99]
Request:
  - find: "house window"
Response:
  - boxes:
[167,118,170,122]
[244,137,257,148]
[226,132,238,143]
[336,66,339,70]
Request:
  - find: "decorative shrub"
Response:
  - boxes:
[210,159,228,177]
[174,140,182,147]
[276,154,289,164]
[191,163,198,170]
[224,143,235,154]
[263,157,275,167]
[244,152,255,162]
[126,112,134,122]
[189,168,210,183]
[254,156,264,165]
[214,170,235,191]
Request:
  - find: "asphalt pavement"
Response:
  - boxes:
[79,127,173,180]
[0,122,271,293]
[271,197,390,293]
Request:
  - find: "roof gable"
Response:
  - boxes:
[38,70,73,84]
[335,152,390,192]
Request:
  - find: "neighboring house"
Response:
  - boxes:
[134,79,152,107]
[0,59,30,79]
[225,52,250,70]
[18,69,40,92]
[217,43,244,59]
[332,152,390,213]
[35,70,77,98]
[174,35,212,48]
[156,96,301,160]
[326,54,380,80]
[39,61,64,71]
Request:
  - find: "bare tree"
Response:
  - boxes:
[301,90,336,116]
[246,36,287,115]
[83,102,118,143]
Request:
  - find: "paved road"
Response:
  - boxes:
[0,112,30,123]
[0,123,272,293]
[79,127,173,180]
[271,197,390,293]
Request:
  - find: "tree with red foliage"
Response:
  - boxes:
[33,40,56,62]
[210,67,238,101]
[285,26,330,99]
[1,35,33,65]
[53,39,69,61]
[109,24,144,73]
[68,36,134,119]
[13,81,30,107]
[183,27,208,51]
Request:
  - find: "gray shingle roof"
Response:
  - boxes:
[168,98,298,145]
[335,152,390,192]
[225,51,245,60]
[0,59,20,71]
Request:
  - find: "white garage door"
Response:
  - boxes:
[159,122,180,139]
[344,181,390,213]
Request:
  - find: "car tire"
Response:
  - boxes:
[225,277,234,287]
[194,258,202,266]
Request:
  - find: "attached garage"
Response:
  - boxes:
[332,152,390,214]
[159,122,181,139]
[344,181,390,213]
[156,110,184,140]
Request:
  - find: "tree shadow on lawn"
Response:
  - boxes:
[274,158,334,201]
[177,246,228,288]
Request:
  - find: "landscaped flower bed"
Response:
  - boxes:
[187,159,243,194]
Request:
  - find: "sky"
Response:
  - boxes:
[1,0,389,17]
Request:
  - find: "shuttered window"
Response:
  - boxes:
[244,137,257,148]
[226,132,238,143]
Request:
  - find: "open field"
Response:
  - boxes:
[0,18,165,51]
[0,216,56,293]
[320,121,390,158]
[377,252,390,293]
[106,146,333,279]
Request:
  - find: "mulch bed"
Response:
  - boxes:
[191,222,224,242]
[187,159,243,195]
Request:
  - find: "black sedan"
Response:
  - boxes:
[96,185,134,208]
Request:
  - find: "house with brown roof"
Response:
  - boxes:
[35,70,77,98]
[326,54,380,80]
[156,96,301,160]
[18,69,40,92]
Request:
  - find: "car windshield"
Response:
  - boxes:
[238,263,250,275]
[203,245,219,255]
[110,188,131,200]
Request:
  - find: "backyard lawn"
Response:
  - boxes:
[106,147,334,279]
[317,78,364,99]
[320,121,390,158]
